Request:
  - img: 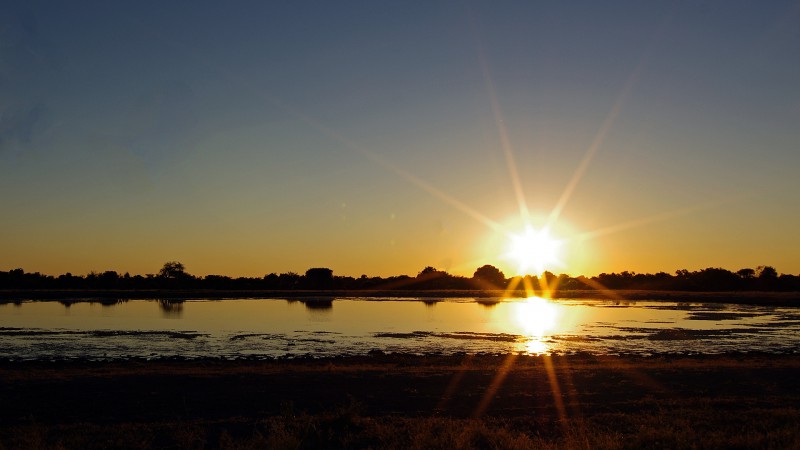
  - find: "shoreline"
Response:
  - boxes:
[2,288,800,305]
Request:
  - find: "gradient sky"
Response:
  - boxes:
[2,1,799,278]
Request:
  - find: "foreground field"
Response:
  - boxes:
[1,354,799,449]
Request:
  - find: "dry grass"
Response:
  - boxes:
[2,354,800,449]
[2,407,799,450]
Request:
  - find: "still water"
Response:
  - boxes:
[1,297,799,360]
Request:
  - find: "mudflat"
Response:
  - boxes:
[1,353,799,448]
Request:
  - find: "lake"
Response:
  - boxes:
[1,297,799,360]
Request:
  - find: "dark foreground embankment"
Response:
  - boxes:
[1,354,799,449]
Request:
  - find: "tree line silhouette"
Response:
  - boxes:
[1,262,798,292]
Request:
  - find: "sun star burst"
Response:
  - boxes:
[506,226,563,275]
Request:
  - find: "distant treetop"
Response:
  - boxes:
[0,262,798,292]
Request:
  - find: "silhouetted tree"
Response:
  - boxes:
[778,274,800,291]
[277,272,301,289]
[692,268,741,291]
[305,268,334,289]
[417,266,441,278]
[159,261,188,279]
[203,274,235,289]
[755,265,779,290]
[472,265,506,289]
[97,271,120,289]
[541,271,558,288]
[0,264,795,293]
[737,268,756,279]
[757,266,778,280]
[413,266,469,289]
[558,274,583,290]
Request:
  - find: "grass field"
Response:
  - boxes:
[2,353,799,449]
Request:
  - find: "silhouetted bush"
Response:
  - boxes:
[472,265,506,289]
[304,268,334,289]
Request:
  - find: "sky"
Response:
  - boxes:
[2,1,799,278]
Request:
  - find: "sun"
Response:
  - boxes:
[506,226,563,275]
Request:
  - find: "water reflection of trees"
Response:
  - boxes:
[51,299,128,308]
[99,298,124,306]
[300,298,333,310]
[611,300,637,306]
[300,298,333,322]
[477,299,500,308]
[158,299,185,317]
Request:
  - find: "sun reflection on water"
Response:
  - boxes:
[510,297,561,354]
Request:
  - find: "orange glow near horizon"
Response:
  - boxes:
[476,213,585,280]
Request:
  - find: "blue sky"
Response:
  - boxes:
[2,1,799,277]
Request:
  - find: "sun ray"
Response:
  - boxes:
[478,45,531,223]
[358,151,506,233]
[521,276,537,298]
[144,19,560,277]
[538,271,555,298]
[546,61,645,229]
[502,276,523,297]
[572,276,628,302]
[137,8,744,292]
[472,353,518,417]
[435,354,475,412]
[542,355,569,429]
[127,19,723,434]
[575,195,750,242]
